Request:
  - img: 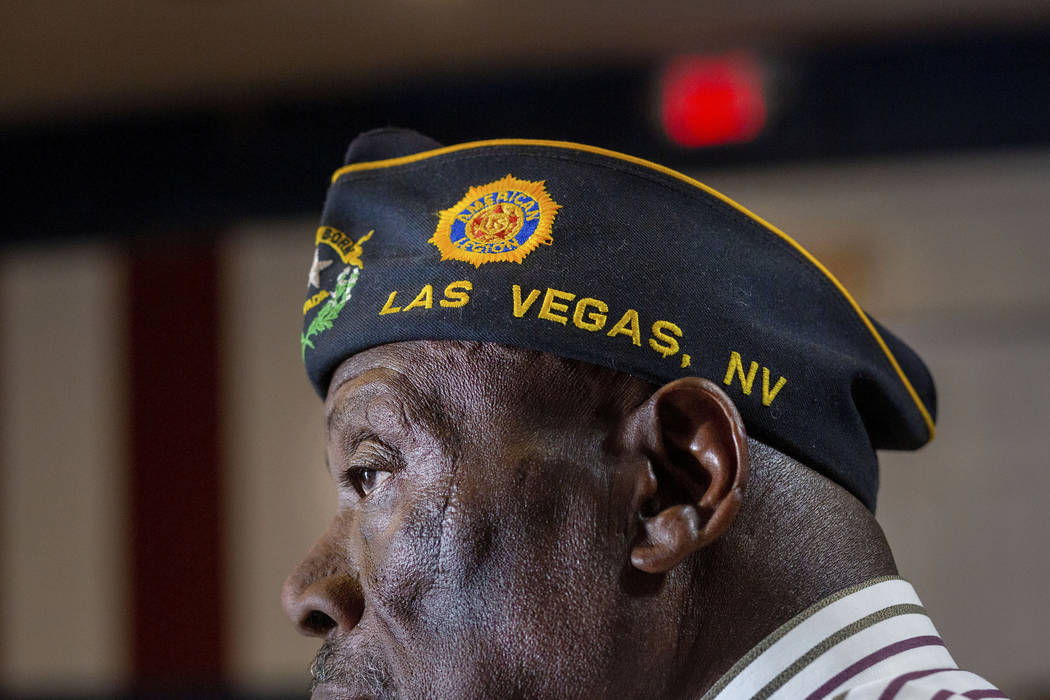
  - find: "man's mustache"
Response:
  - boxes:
[310,639,398,699]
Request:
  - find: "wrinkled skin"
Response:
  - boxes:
[283,341,671,699]
[282,340,891,699]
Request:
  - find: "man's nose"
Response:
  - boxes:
[281,526,364,638]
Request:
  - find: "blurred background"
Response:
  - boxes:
[2,2,1049,698]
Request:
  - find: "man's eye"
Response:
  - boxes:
[343,467,392,498]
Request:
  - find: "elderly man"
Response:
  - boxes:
[282,129,1004,699]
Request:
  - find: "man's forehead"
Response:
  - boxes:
[326,341,520,411]
[326,343,424,398]
[325,340,643,420]
[330,341,495,395]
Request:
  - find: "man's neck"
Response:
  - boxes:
[680,470,898,698]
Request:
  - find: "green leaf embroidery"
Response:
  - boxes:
[301,266,360,360]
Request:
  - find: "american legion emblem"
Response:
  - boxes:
[300,227,373,359]
[430,175,560,267]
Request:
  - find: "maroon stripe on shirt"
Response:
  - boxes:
[806,635,946,699]
[930,692,955,700]
[962,691,1008,699]
[877,668,958,699]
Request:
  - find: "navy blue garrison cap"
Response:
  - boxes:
[301,127,937,510]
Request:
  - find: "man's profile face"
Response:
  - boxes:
[282,341,667,699]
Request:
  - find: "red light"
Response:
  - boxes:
[660,53,767,148]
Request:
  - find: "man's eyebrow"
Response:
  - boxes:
[343,427,375,453]
[322,427,376,475]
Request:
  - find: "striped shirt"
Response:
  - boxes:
[703,576,1007,700]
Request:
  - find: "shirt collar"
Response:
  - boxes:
[702,576,958,700]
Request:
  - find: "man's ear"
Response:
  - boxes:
[623,377,749,574]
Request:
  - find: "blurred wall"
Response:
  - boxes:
[2,148,1048,697]
[5,1,1048,124]
[0,246,127,692]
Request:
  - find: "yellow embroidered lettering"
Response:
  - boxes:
[648,320,682,358]
[761,367,787,406]
[537,288,575,325]
[680,354,691,368]
[303,290,329,314]
[403,284,434,311]
[379,291,402,315]
[607,309,642,346]
[512,285,542,317]
[572,297,608,331]
[723,351,758,395]
[439,280,472,308]
[315,227,372,266]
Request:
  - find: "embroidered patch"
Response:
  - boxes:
[316,226,372,267]
[301,228,373,359]
[430,175,560,267]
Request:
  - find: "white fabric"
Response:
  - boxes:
[706,577,1006,700]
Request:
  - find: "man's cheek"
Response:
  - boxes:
[434,479,504,589]
[360,492,445,621]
